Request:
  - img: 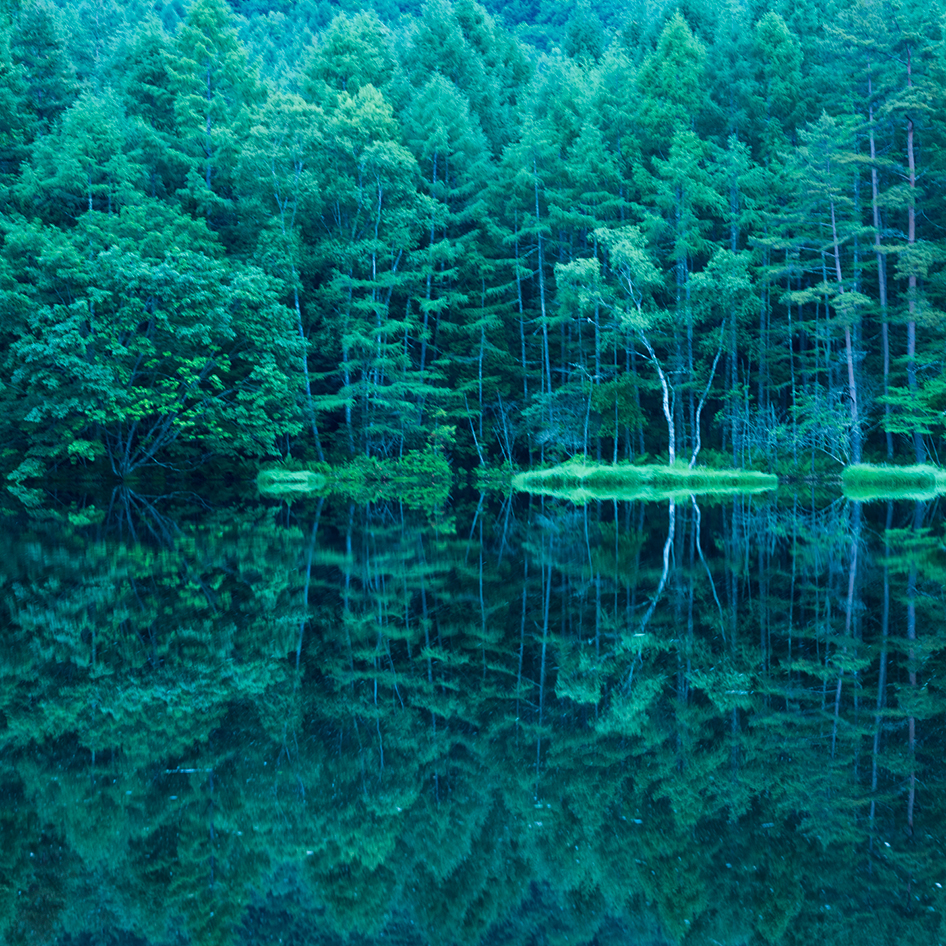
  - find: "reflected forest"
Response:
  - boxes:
[1,491,945,945]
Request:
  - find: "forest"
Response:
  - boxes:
[2,0,945,481]
[3,3,946,941]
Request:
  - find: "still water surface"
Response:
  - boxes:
[1,488,944,945]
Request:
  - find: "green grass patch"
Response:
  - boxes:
[257,468,328,498]
[512,461,777,501]
[841,464,946,502]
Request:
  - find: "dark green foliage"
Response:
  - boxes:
[9,0,76,132]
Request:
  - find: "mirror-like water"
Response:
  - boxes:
[1,489,944,946]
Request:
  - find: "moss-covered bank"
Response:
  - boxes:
[841,464,946,501]
[512,462,777,501]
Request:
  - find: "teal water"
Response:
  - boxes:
[1,488,944,945]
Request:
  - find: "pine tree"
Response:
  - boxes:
[9,0,76,133]
[309,84,428,456]
[167,0,259,230]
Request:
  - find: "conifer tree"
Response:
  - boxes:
[167,0,258,229]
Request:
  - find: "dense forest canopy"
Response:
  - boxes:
[1,0,945,480]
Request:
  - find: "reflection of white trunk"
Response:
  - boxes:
[640,499,675,633]
[638,332,674,465]
[691,496,724,637]
[296,500,323,670]
[831,502,859,759]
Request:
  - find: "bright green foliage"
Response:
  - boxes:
[2,206,303,477]
[311,85,428,455]
[751,12,803,153]
[301,11,395,99]
[16,90,140,223]
[635,13,707,141]
[113,18,180,199]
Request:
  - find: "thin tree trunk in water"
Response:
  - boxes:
[296,500,324,669]
[516,555,527,723]
[906,500,923,834]
[832,501,860,759]
[343,269,355,454]
[906,561,917,834]
[479,519,487,683]
[691,496,724,636]
[639,499,675,634]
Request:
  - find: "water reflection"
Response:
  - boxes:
[0,489,943,945]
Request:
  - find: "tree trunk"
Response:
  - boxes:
[534,159,552,427]
[639,332,675,464]
[906,47,923,463]
[829,198,861,462]
[868,62,893,459]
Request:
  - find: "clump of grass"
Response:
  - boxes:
[512,461,777,499]
[521,483,775,506]
[841,463,946,502]
[257,469,328,498]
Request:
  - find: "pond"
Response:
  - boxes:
[0,486,943,945]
